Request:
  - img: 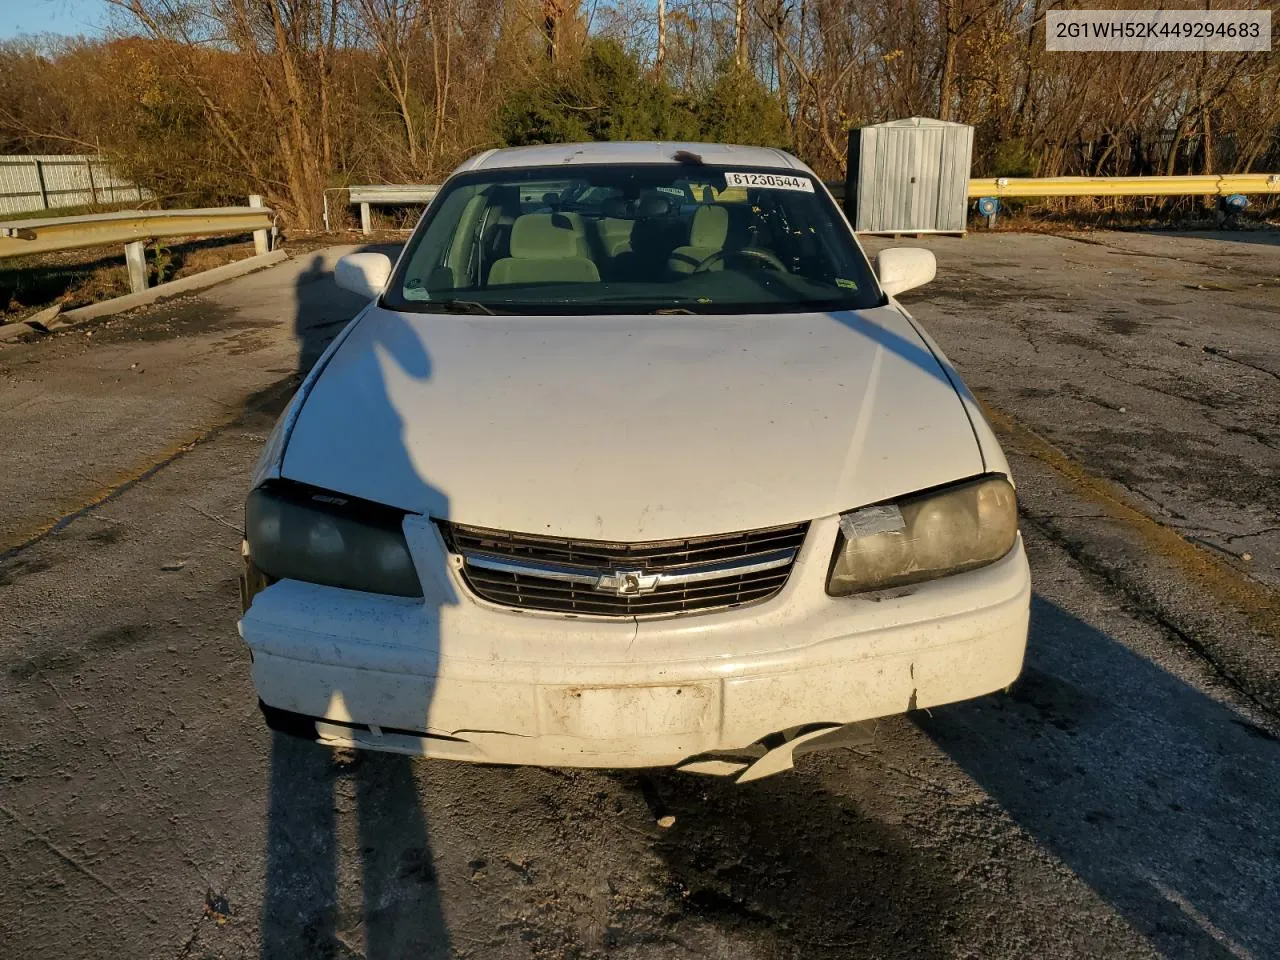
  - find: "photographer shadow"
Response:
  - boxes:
[258,255,450,958]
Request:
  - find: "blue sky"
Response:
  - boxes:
[0,0,662,41]
[0,0,111,39]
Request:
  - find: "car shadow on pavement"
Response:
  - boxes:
[1177,229,1280,248]
[627,770,956,958]
[922,595,1280,959]
[257,261,450,958]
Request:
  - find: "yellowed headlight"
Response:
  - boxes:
[827,476,1018,596]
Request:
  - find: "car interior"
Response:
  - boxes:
[393,167,879,310]
[479,191,786,286]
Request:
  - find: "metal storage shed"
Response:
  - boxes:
[846,118,973,234]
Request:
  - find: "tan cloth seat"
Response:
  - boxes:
[597,217,635,258]
[488,213,600,286]
[667,205,730,274]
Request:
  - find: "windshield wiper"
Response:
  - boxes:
[427,299,499,315]
[649,307,698,315]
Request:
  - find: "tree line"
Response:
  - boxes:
[1,0,1277,229]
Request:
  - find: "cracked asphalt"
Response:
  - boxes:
[2,231,1278,959]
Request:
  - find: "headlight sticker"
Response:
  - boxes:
[839,504,906,539]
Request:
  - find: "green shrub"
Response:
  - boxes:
[697,66,790,149]
[499,41,789,150]
[499,39,668,147]
[991,138,1036,178]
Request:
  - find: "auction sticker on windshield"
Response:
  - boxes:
[724,171,815,192]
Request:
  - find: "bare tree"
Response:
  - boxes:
[108,0,343,228]
[734,0,745,68]
[3,0,1273,220]
[656,0,667,77]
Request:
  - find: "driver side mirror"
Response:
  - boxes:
[875,248,936,297]
[335,252,392,300]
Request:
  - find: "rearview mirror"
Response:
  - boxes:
[335,252,392,300]
[875,248,936,298]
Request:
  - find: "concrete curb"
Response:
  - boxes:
[54,248,290,324]
[0,303,60,341]
[0,321,37,342]
[0,248,290,345]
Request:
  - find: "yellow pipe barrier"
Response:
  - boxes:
[968,174,1280,199]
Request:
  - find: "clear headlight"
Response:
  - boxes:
[827,475,1018,596]
[245,485,422,598]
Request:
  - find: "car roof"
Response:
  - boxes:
[453,141,809,175]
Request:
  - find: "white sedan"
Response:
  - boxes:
[239,141,1029,782]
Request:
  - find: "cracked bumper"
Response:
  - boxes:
[239,524,1030,769]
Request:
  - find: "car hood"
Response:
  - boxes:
[280,305,984,541]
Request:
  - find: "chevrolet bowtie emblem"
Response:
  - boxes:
[594,569,661,596]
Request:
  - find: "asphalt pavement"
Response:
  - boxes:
[1,231,1277,959]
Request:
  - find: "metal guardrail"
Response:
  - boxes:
[0,202,276,295]
[328,184,441,235]
[349,185,440,205]
[0,206,274,258]
[968,174,1280,199]
[828,175,1280,202]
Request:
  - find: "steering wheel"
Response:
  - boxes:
[692,247,787,274]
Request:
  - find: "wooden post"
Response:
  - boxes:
[33,159,49,210]
[360,201,373,235]
[86,158,98,206]
[248,194,270,254]
[124,240,148,294]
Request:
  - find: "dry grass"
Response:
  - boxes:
[0,235,258,322]
[970,195,1280,234]
[0,200,158,225]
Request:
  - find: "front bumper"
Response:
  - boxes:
[239,515,1030,769]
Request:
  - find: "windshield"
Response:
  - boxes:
[383,163,882,315]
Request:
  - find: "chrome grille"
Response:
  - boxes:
[439,520,808,617]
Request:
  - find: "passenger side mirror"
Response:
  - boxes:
[875,248,936,298]
[335,252,392,300]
